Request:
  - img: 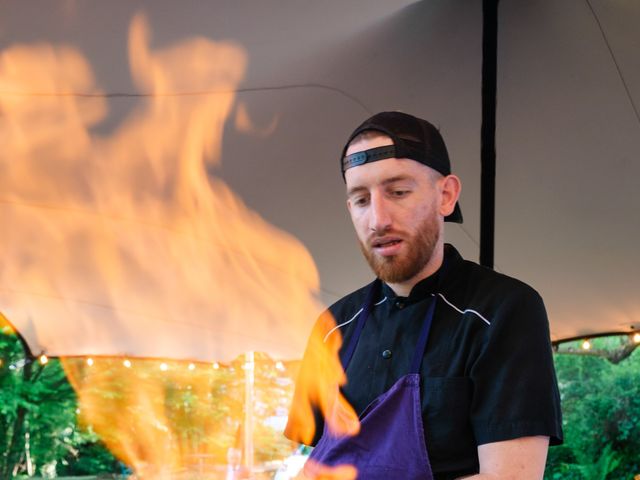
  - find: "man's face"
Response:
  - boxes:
[345,134,444,285]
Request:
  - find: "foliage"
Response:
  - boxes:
[57,429,122,476]
[0,320,116,478]
[545,337,640,480]
[0,316,297,477]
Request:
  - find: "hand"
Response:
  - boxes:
[294,458,357,480]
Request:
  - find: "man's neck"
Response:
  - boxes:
[386,243,445,297]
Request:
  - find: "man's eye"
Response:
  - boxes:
[353,196,369,206]
[391,190,409,197]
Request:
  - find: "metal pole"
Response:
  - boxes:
[480,0,499,269]
[243,351,255,476]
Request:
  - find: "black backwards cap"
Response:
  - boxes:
[340,111,463,223]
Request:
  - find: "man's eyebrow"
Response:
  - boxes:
[381,175,414,186]
[347,175,415,197]
[346,185,367,197]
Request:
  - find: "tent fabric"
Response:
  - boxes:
[0,0,638,362]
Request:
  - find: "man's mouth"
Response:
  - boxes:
[373,239,401,248]
[371,237,403,256]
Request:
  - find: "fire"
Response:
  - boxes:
[0,13,317,362]
[0,12,356,477]
[62,356,247,478]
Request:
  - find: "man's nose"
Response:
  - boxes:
[369,194,392,233]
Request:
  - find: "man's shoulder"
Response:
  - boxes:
[307,281,377,343]
[463,259,539,296]
[326,280,377,317]
[447,244,541,301]
[442,245,546,328]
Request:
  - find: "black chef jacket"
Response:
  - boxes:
[291,244,563,480]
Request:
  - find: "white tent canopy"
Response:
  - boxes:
[0,0,638,362]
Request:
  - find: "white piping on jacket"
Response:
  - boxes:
[323,293,490,344]
[435,293,491,326]
[323,296,388,343]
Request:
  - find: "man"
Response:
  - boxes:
[286,112,562,479]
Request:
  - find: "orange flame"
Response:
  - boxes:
[286,311,360,445]
[0,13,317,362]
[62,356,260,477]
[0,12,358,476]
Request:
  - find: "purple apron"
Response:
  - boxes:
[305,279,437,479]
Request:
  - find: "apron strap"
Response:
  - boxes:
[409,295,437,374]
[340,279,381,370]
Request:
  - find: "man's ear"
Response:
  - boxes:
[439,175,462,217]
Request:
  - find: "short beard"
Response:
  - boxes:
[359,213,440,285]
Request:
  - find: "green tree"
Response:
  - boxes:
[545,337,640,480]
[0,317,119,477]
[0,323,76,476]
[1,312,298,477]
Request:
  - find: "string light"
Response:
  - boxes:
[39,354,49,365]
[160,362,168,371]
[123,359,132,368]
[633,332,640,344]
[86,357,94,366]
[581,339,592,351]
[188,363,196,371]
[212,362,220,370]
[275,361,285,371]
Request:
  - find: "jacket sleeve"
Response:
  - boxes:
[469,286,563,445]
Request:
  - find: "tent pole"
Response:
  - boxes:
[480,0,499,269]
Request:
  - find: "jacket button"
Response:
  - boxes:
[395,300,405,309]
[382,349,392,359]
